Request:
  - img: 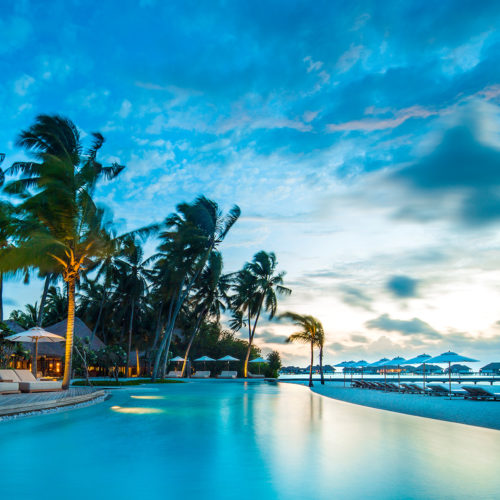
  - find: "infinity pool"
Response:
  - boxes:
[1,382,499,499]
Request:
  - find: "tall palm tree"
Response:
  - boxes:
[1,115,124,389]
[180,251,232,376]
[281,312,324,388]
[233,251,291,378]
[113,237,152,375]
[151,196,240,381]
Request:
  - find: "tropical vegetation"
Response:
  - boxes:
[0,115,292,386]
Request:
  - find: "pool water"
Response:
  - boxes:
[1,381,499,499]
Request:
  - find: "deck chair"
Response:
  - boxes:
[217,371,237,379]
[0,369,20,394]
[191,371,210,379]
[166,371,182,378]
[14,370,62,393]
[248,372,265,379]
[462,385,500,401]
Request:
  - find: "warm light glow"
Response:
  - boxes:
[110,405,164,414]
[130,395,165,400]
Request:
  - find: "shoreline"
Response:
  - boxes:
[307,383,500,431]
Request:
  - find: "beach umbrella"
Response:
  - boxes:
[5,327,65,378]
[171,356,184,362]
[218,355,239,370]
[380,356,406,390]
[354,360,369,379]
[250,357,268,374]
[405,353,432,392]
[427,351,478,399]
[194,355,216,370]
[335,361,355,387]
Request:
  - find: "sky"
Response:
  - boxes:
[2,0,500,368]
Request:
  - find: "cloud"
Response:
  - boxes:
[365,314,441,340]
[327,105,438,132]
[118,99,132,118]
[13,74,35,96]
[339,285,373,310]
[386,275,419,298]
[387,102,500,225]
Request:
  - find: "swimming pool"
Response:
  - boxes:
[1,381,499,499]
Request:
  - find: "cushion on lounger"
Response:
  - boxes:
[0,381,19,393]
[0,369,20,382]
[18,381,62,393]
[14,370,38,382]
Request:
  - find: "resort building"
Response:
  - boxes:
[6,317,105,377]
[480,363,500,375]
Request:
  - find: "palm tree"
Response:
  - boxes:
[151,196,240,381]
[232,251,291,378]
[1,115,124,389]
[281,312,324,387]
[113,237,152,375]
[180,251,232,376]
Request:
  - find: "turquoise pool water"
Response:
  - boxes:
[1,381,499,499]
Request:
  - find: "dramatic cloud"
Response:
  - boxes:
[2,0,500,364]
[365,314,441,340]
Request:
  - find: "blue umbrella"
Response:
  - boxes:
[427,351,478,399]
[405,353,432,392]
[380,356,407,390]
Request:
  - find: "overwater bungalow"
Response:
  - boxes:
[444,364,473,375]
[479,363,500,375]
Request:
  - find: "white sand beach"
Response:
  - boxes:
[309,383,500,431]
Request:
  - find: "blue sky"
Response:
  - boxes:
[2,0,500,366]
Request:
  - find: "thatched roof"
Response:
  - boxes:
[37,317,105,357]
[481,362,500,371]
[4,320,25,333]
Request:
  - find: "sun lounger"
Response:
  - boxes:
[14,370,62,393]
[400,383,421,394]
[385,382,400,392]
[217,371,237,379]
[0,370,20,394]
[191,371,210,378]
[462,385,500,401]
[427,383,465,398]
[166,371,182,378]
[248,372,265,379]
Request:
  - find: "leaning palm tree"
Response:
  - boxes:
[151,196,240,381]
[1,115,124,389]
[281,312,324,387]
[180,251,232,376]
[233,251,291,378]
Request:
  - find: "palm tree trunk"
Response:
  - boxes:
[125,298,135,377]
[244,297,264,378]
[90,294,106,344]
[181,310,205,377]
[319,345,324,385]
[37,274,51,326]
[62,278,76,390]
[309,340,314,388]
[151,302,164,353]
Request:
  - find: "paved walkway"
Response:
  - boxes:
[0,387,106,417]
[311,384,500,431]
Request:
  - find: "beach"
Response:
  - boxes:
[309,383,500,431]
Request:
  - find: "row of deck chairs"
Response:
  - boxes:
[351,379,500,400]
